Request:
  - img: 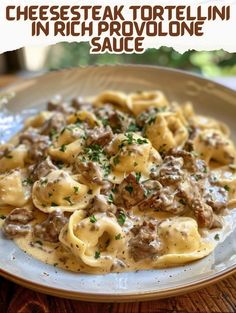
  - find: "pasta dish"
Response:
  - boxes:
[0,90,236,274]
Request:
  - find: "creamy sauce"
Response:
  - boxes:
[0,209,215,274]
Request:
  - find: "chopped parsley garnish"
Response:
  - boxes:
[117,212,126,225]
[90,215,97,223]
[74,186,79,194]
[64,196,73,205]
[214,234,220,241]
[135,172,141,182]
[137,138,148,144]
[51,202,58,207]
[102,164,111,177]
[94,251,100,259]
[22,178,33,186]
[0,215,6,220]
[125,185,133,194]
[127,123,140,132]
[224,185,230,192]
[107,194,114,204]
[59,144,67,152]
[113,155,120,165]
[126,133,134,145]
[85,144,104,162]
[115,233,121,240]
[101,118,108,126]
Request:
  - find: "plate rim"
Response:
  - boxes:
[0,265,235,302]
[1,64,236,301]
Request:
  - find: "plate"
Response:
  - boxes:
[1,65,236,302]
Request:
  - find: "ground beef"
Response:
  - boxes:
[114,174,145,209]
[20,129,49,161]
[33,211,68,243]
[169,148,208,176]
[190,198,214,228]
[77,161,103,184]
[71,97,93,111]
[95,105,133,132]
[86,126,113,147]
[88,195,117,215]
[129,220,163,261]
[204,184,228,213]
[152,156,184,185]
[47,98,75,115]
[31,157,57,181]
[41,112,66,136]
[138,186,186,215]
[2,208,34,238]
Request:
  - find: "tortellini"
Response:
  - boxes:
[49,125,85,162]
[93,90,129,111]
[193,129,236,165]
[128,91,169,116]
[24,111,53,128]
[145,112,188,152]
[155,217,214,266]
[32,170,91,213]
[67,111,100,128]
[0,144,28,173]
[181,103,230,136]
[60,211,125,269]
[0,169,30,207]
[108,133,161,174]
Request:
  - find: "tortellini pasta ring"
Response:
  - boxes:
[59,211,125,269]
[128,90,169,116]
[155,217,214,267]
[109,133,153,174]
[93,90,130,111]
[193,129,236,165]
[67,111,101,128]
[145,112,188,152]
[24,111,54,128]
[0,169,30,207]
[32,170,93,213]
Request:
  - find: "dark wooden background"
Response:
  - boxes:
[1,75,236,313]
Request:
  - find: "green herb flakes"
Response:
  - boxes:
[117,212,126,225]
[90,215,97,223]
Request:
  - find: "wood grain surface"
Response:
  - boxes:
[0,74,236,313]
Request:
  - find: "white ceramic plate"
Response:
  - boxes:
[1,65,236,302]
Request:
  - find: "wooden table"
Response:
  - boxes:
[0,73,236,313]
